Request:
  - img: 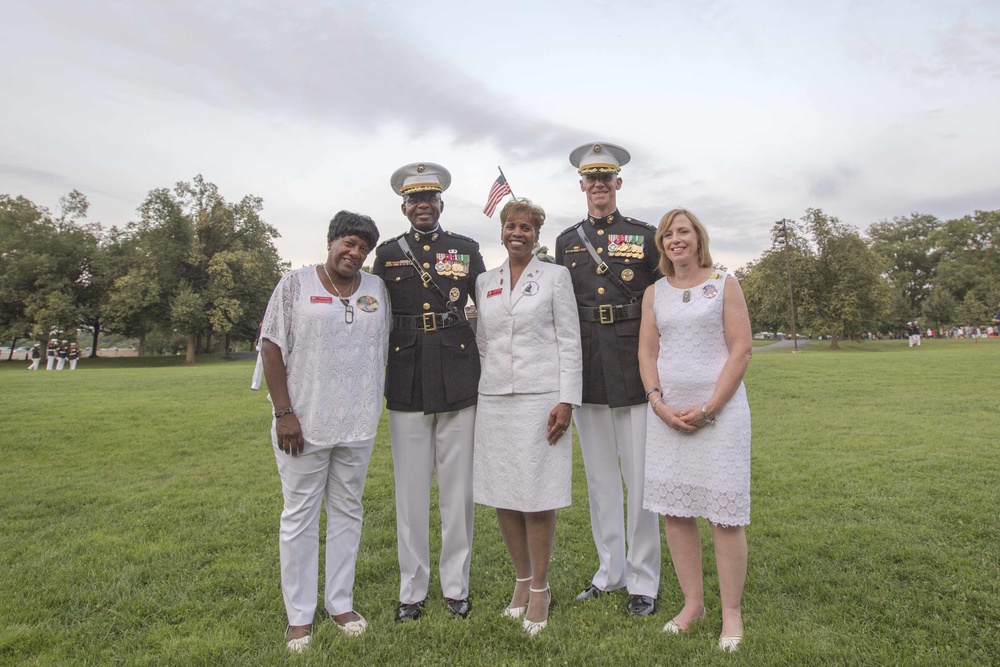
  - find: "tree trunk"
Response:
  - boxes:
[185,333,196,364]
[138,332,146,357]
[90,327,100,358]
[220,333,230,358]
[829,333,840,350]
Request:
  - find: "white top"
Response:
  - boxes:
[475,256,582,405]
[261,266,391,449]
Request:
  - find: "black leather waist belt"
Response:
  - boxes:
[579,303,642,324]
[393,312,465,332]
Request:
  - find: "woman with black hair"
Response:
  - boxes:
[260,211,391,651]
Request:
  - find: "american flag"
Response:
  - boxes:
[482,174,512,217]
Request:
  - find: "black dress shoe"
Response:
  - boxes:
[396,600,425,622]
[575,584,605,602]
[445,597,471,619]
[627,594,656,617]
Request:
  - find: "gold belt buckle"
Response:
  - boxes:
[596,262,610,275]
[598,304,615,325]
[422,312,438,332]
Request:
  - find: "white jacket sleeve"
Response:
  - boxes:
[552,266,583,406]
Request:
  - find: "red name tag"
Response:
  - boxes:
[310,295,334,304]
[487,288,503,298]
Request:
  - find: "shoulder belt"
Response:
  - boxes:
[575,226,638,303]
[395,236,463,316]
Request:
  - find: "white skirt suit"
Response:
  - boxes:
[473,257,583,512]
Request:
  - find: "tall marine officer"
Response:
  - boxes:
[555,143,662,617]
[374,163,486,622]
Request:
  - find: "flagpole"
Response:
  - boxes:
[496,166,515,198]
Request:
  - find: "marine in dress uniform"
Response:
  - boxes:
[56,340,69,370]
[45,339,58,371]
[554,142,662,616]
[373,163,485,621]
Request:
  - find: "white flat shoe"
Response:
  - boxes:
[335,613,367,637]
[285,626,312,653]
[662,608,706,634]
[718,635,743,652]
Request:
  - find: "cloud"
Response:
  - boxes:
[0,163,69,188]
[914,18,1000,79]
[802,164,861,199]
[33,1,589,159]
[847,11,1000,82]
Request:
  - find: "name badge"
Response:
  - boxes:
[310,296,333,304]
[487,288,503,298]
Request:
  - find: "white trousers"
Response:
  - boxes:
[70,359,77,370]
[273,438,374,626]
[46,356,55,370]
[28,359,40,370]
[909,334,921,347]
[575,403,661,597]
[389,406,475,603]
[56,358,66,370]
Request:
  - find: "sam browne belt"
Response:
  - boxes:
[393,312,465,332]
[578,303,642,324]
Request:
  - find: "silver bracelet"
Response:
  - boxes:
[645,387,661,399]
[701,403,716,424]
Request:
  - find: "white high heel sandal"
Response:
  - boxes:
[501,576,533,620]
[522,586,551,637]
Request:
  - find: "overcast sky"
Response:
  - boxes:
[3,0,999,272]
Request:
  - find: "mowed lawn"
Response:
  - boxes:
[1,340,997,666]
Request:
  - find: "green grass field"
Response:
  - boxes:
[1,339,998,665]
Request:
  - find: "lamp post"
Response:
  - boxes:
[780,218,799,353]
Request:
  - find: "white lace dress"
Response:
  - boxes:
[643,271,751,526]
[260,266,391,453]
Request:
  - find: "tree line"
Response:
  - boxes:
[1,176,286,362]
[4,178,998,358]
[737,207,1000,347]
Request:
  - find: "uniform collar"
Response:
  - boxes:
[409,225,442,242]
[587,210,622,227]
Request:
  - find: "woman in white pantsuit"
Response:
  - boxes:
[260,211,390,653]
[474,198,582,636]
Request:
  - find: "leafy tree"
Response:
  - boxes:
[738,219,812,335]
[108,175,285,362]
[799,208,892,348]
[739,210,893,348]
[867,213,942,315]
[933,210,1000,318]
[921,285,957,331]
[0,191,103,350]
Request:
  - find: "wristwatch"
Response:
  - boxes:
[273,406,294,419]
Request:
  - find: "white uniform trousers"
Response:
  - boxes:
[389,406,475,603]
[575,403,661,597]
[46,356,55,370]
[28,359,40,370]
[56,357,66,370]
[69,359,77,370]
[273,438,374,626]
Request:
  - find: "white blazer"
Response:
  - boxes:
[475,256,582,405]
